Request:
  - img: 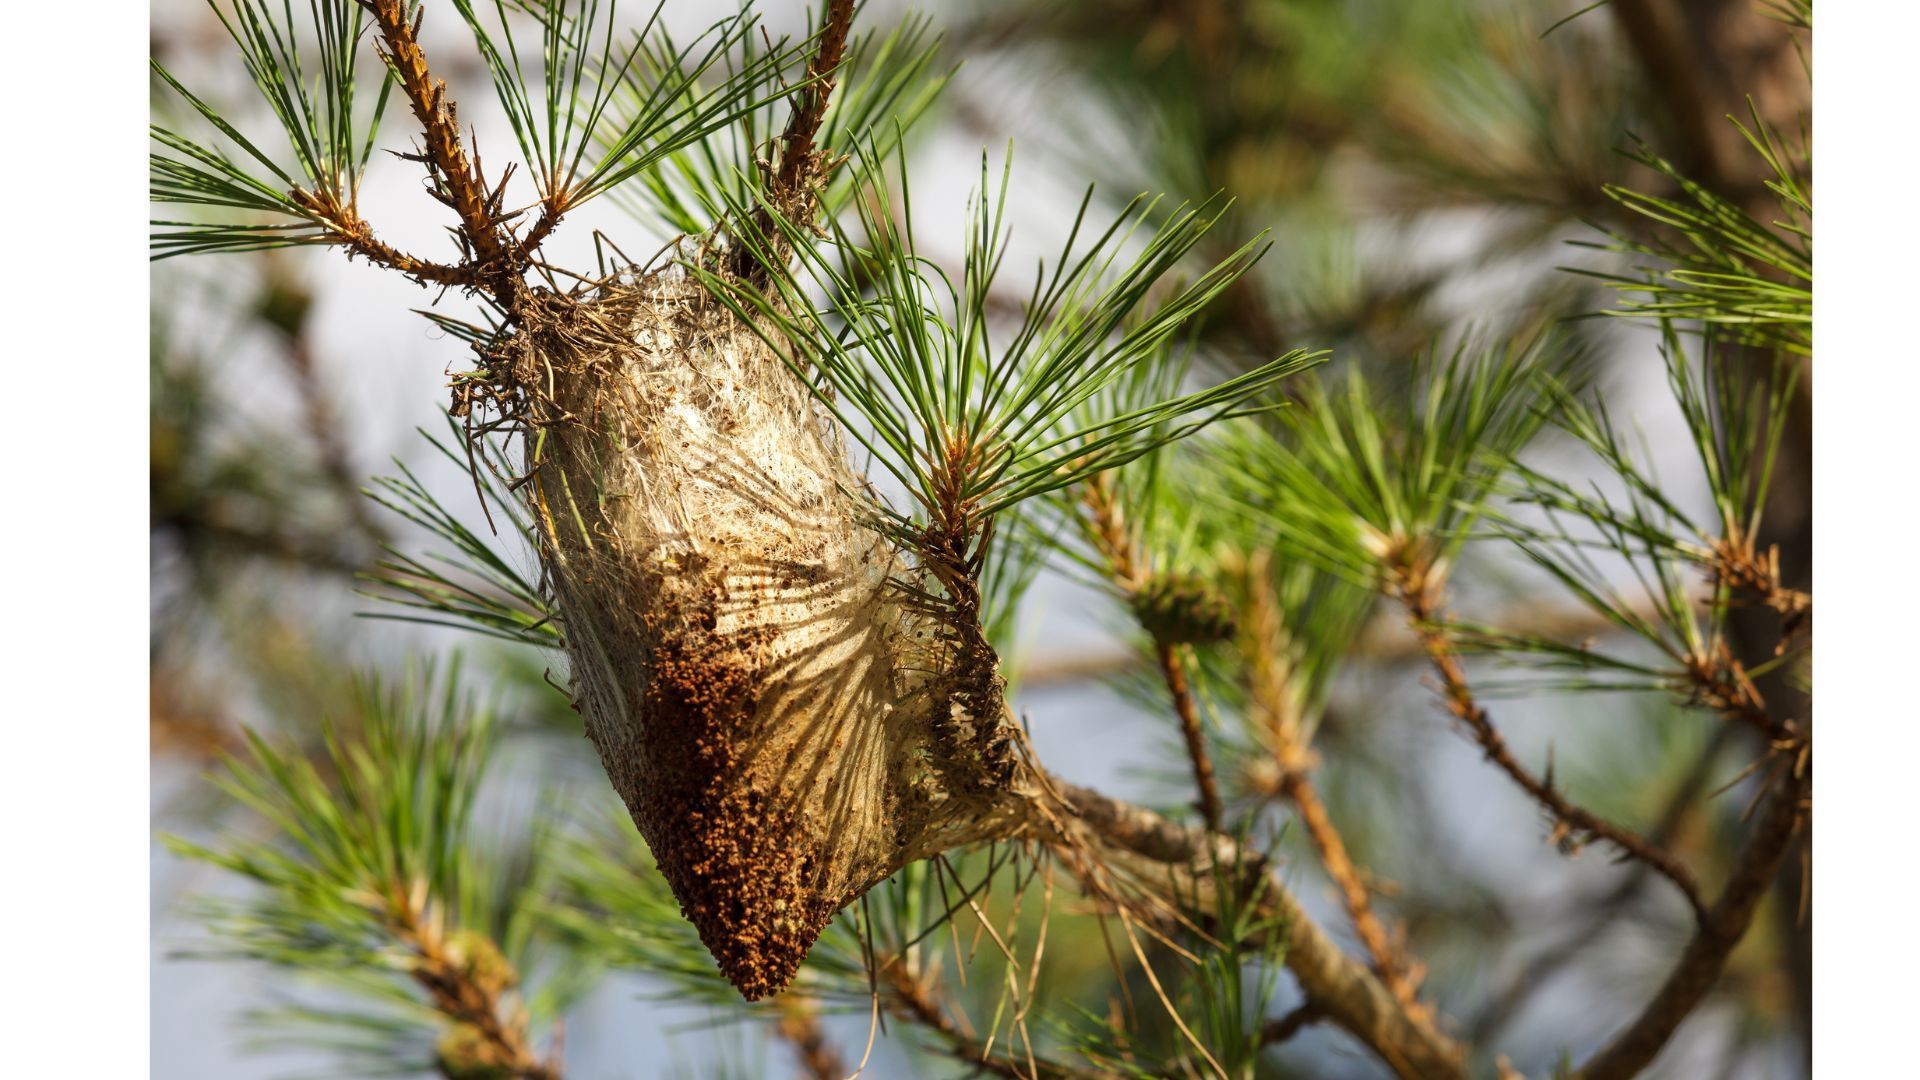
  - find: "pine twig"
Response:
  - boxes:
[1575,759,1810,1080]
[292,186,477,287]
[1465,725,1736,1046]
[1389,557,1711,925]
[360,0,519,297]
[390,895,559,1080]
[1082,473,1225,831]
[1241,553,1427,1016]
[728,0,858,281]
[769,0,857,209]
[1155,642,1226,832]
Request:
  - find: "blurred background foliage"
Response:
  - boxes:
[151,0,1811,1077]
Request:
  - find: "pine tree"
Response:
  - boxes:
[151,2,1812,1076]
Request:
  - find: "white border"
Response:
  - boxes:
[3,3,152,1077]
[1816,1,1917,1072]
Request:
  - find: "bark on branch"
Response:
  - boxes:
[1240,551,1427,1015]
[360,0,520,298]
[1050,778,1468,1080]
[1575,762,1809,1079]
[1392,566,1710,923]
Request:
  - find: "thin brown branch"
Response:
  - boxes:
[390,895,559,1080]
[773,997,847,1080]
[1389,559,1710,925]
[1155,642,1226,831]
[290,185,478,288]
[360,0,520,297]
[1465,725,1736,1047]
[1082,472,1225,831]
[1239,552,1427,1016]
[769,0,857,209]
[1052,779,1468,1080]
[1575,759,1810,1080]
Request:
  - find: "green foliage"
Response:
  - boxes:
[150,0,834,260]
[616,10,953,236]
[703,148,1323,534]
[451,1,804,214]
[1209,336,1574,588]
[151,0,394,257]
[152,1,1816,1075]
[1215,550,1377,752]
[1058,842,1289,1079]
[546,814,1068,1060]
[163,661,576,1074]
[1579,109,1811,356]
[1465,327,1803,695]
[170,663,489,971]
[361,426,560,648]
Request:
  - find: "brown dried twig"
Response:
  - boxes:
[1389,555,1710,925]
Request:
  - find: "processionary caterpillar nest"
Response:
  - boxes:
[501,269,1034,999]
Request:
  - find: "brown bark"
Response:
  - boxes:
[1576,763,1809,1080]
[1054,780,1469,1080]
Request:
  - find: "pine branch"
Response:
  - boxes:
[1240,552,1428,1020]
[769,0,857,207]
[1464,725,1736,1047]
[391,897,561,1080]
[1081,471,1225,832]
[289,184,477,286]
[1389,553,1710,924]
[1154,642,1225,833]
[360,0,516,291]
[1051,779,1468,1080]
[1575,759,1809,1080]
[164,665,571,1078]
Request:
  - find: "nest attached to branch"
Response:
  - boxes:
[487,268,1036,999]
